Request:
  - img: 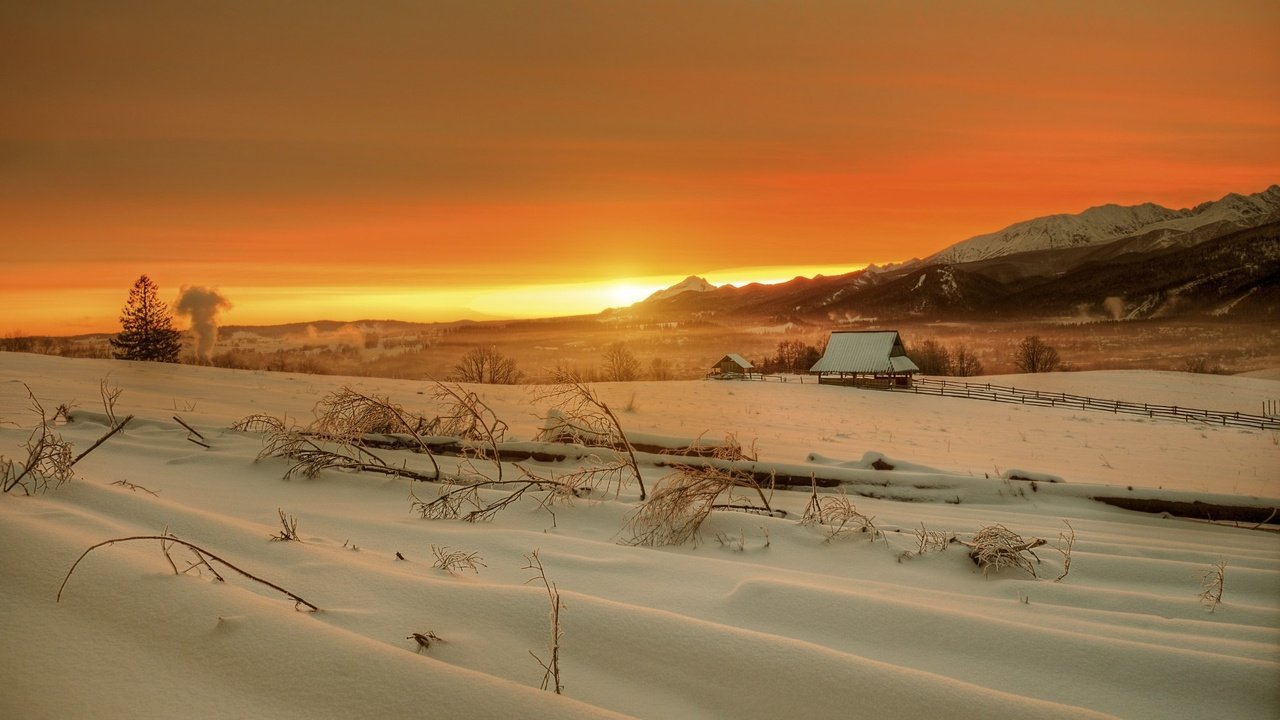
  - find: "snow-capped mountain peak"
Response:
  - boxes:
[645,275,718,302]
[926,185,1280,265]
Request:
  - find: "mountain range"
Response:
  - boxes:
[616,185,1280,325]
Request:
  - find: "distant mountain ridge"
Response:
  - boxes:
[626,185,1280,324]
[926,185,1280,265]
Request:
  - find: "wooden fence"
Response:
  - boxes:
[852,377,1280,431]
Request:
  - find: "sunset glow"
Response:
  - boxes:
[2,1,1277,335]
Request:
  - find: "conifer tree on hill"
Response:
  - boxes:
[110,275,183,363]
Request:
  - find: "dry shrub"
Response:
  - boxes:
[801,484,881,543]
[430,544,486,574]
[1199,558,1226,612]
[960,524,1046,577]
[625,465,777,547]
[914,522,954,554]
[312,388,429,444]
[269,508,301,542]
[3,385,75,495]
[243,387,440,481]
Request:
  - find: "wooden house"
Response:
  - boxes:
[809,330,919,388]
[709,353,756,378]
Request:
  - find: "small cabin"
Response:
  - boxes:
[709,353,756,378]
[809,330,919,388]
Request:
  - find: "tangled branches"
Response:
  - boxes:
[431,545,486,574]
[409,465,577,523]
[427,383,507,482]
[801,484,881,542]
[4,384,128,495]
[241,387,441,482]
[625,464,779,547]
[534,368,645,500]
[958,524,1046,577]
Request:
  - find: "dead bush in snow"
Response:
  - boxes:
[269,508,301,542]
[3,384,130,495]
[914,522,954,554]
[625,464,778,547]
[801,484,881,543]
[959,525,1046,577]
[1199,558,1226,612]
[240,387,441,482]
[430,545,486,574]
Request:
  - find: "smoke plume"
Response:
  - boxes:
[1103,296,1126,321]
[175,286,232,363]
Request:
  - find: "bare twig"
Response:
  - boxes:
[70,415,134,467]
[99,377,123,428]
[1199,558,1226,611]
[172,415,205,440]
[110,479,159,496]
[269,508,301,542]
[1054,520,1076,582]
[524,551,563,694]
[408,631,444,652]
[57,534,320,611]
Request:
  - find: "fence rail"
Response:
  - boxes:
[834,377,1280,431]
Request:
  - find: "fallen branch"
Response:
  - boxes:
[57,534,319,611]
[172,415,205,440]
[70,415,134,467]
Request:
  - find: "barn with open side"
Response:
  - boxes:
[809,330,920,388]
[709,353,756,378]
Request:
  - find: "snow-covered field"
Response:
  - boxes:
[2,353,1277,719]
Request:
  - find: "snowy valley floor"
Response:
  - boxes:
[1,354,1278,719]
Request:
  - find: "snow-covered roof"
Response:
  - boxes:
[713,353,754,370]
[809,331,918,375]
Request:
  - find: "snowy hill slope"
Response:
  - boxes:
[1,354,1278,719]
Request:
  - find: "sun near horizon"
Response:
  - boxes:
[5,263,877,336]
[2,2,1278,336]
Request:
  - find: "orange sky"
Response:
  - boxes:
[2,1,1278,335]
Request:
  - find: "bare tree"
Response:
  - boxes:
[1014,335,1061,374]
[648,356,672,381]
[952,345,985,377]
[911,339,952,375]
[601,342,639,382]
[451,346,524,384]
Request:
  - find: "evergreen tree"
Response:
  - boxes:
[110,275,183,362]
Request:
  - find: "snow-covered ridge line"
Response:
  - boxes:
[928,184,1280,265]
